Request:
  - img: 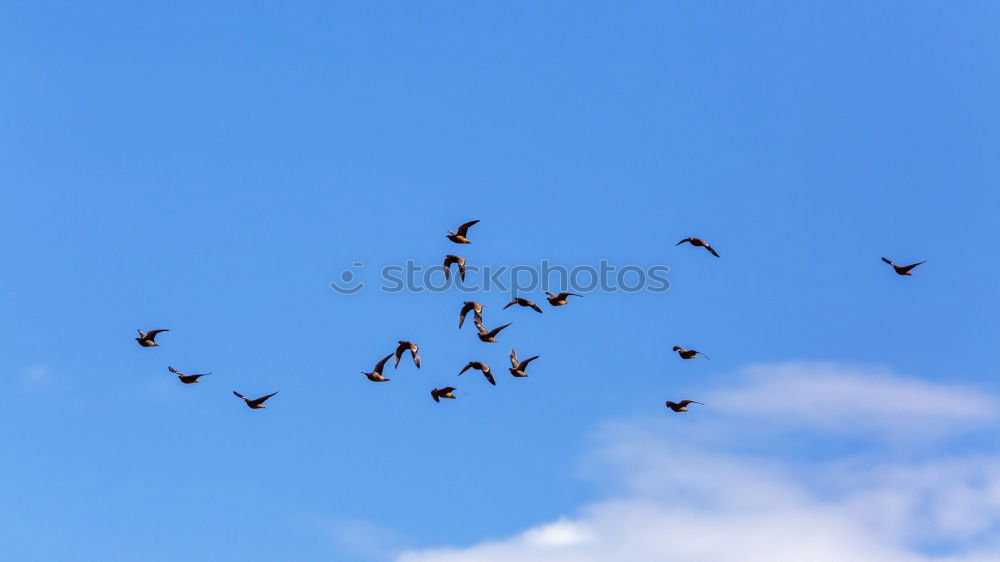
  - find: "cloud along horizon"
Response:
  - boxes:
[392,362,1000,562]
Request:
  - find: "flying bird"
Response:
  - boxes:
[233,391,279,409]
[394,341,421,369]
[444,254,467,281]
[430,386,458,402]
[503,297,543,313]
[545,292,582,306]
[665,400,704,412]
[881,257,925,276]
[508,349,540,378]
[362,353,394,382]
[135,329,169,347]
[672,346,710,360]
[459,361,495,386]
[475,320,512,343]
[676,237,719,257]
[446,219,480,244]
[458,301,484,329]
[168,365,210,384]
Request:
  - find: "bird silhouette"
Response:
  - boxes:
[446,220,480,244]
[676,237,719,257]
[503,297,543,313]
[430,386,458,402]
[233,391,278,409]
[665,399,704,412]
[545,292,582,306]
[475,320,512,343]
[882,257,925,276]
[672,346,710,360]
[458,301,484,329]
[394,341,421,369]
[167,366,210,384]
[459,361,496,386]
[444,254,468,281]
[508,349,540,378]
[135,329,168,347]
[362,353,393,382]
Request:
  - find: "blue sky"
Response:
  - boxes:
[1,2,998,561]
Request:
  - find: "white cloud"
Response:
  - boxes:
[708,362,998,439]
[395,363,1000,562]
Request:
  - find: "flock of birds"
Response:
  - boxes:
[135,219,925,413]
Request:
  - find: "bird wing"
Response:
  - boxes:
[705,245,720,257]
[698,352,711,360]
[474,320,488,336]
[529,302,543,313]
[233,391,248,400]
[503,300,516,309]
[431,389,440,402]
[519,355,540,368]
[146,329,169,340]
[676,238,692,246]
[487,322,512,337]
[256,391,279,404]
[168,366,183,375]
[509,348,518,367]
[901,261,926,273]
[456,219,480,236]
[881,257,897,267]
[393,343,407,368]
[441,386,456,394]
[458,363,473,375]
[411,348,421,368]
[484,369,496,386]
[458,260,466,281]
[459,303,472,328]
[374,353,393,373]
[679,400,704,406]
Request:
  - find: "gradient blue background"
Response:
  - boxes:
[1,2,997,560]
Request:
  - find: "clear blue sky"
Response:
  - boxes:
[1,2,998,561]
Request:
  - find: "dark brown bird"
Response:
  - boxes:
[665,399,704,412]
[545,292,582,306]
[444,254,467,281]
[672,346,710,360]
[458,301,484,329]
[475,320,512,343]
[394,341,421,369]
[508,349,539,378]
[882,257,925,276]
[676,237,719,257]
[168,365,210,384]
[362,353,393,382]
[446,220,480,244]
[459,361,495,386]
[135,329,168,347]
[430,386,457,402]
[233,391,279,409]
[503,297,543,313]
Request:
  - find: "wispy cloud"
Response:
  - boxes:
[303,515,408,560]
[708,362,998,439]
[395,363,1000,562]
